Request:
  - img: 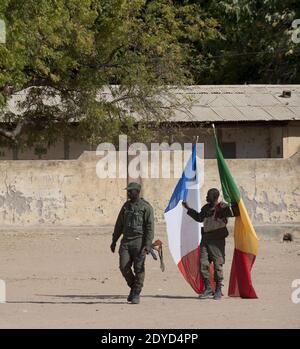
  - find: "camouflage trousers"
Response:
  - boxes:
[119,238,145,292]
[200,239,226,283]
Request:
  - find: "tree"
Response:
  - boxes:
[187,0,300,84]
[0,0,220,150]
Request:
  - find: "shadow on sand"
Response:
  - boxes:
[7,294,197,305]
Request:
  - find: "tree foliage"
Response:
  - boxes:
[0,0,299,150]
[186,0,300,84]
[0,0,218,148]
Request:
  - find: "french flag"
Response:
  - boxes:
[164,145,204,294]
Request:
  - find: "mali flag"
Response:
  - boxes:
[213,128,259,298]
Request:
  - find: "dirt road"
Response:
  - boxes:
[0,225,299,328]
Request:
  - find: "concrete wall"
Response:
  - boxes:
[143,155,300,225]
[0,151,299,227]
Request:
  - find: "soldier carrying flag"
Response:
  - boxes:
[182,188,240,300]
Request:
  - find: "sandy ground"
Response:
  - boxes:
[0,225,300,329]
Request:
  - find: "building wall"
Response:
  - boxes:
[17,141,65,160]
[168,127,215,158]
[0,146,13,160]
[283,121,300,158]
[0,151,299,227]
[270,127,283,158]
[0,123,299,160]
[174,125,287,159]
[0,140,95,160]
[68,141,95,159]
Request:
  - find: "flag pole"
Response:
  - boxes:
[212,123,216,136]
[195,136,199,168]
[212,123,219,147]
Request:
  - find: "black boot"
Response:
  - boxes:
[131,289,141,304]
[127,289,134,302]
[213,282,223,300]
[199,279,214,299]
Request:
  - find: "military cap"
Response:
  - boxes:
[124,182,141,191]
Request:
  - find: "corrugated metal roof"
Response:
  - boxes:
[236,106,274,121]
[4,85,300,122]
[262,106,297,121]
[172,85,300,122]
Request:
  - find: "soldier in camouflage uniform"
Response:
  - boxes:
[110,182,154,304]
[182,188,239,300]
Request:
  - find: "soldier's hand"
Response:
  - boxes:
[182,201,190,210]
[110,242,116,253]
[141,246,150,255]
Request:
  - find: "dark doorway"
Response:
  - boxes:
[221,142,236,158]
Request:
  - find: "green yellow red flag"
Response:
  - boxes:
[213,125,259,298]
